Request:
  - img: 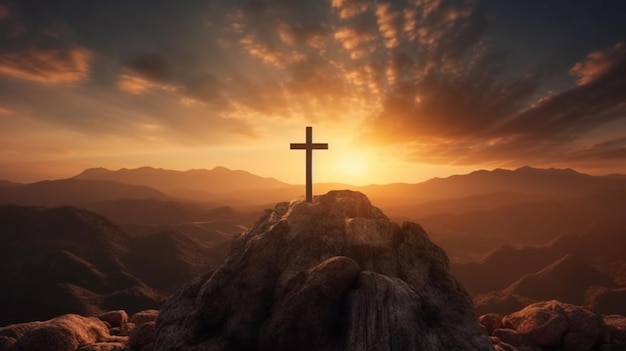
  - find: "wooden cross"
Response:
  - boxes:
[290,126,328,202]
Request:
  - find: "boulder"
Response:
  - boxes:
[98,310,128,328]
[12,314,110,351]
[503,300,607,351]
[604,315,626,346]
[128,321,156,351]
[492,328,538,351]
[119,322,136,336]
[154,190,493,350]
[479,313,503,335]
[0,321,43,339]
[130,310,158,326]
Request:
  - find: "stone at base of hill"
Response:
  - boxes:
[481,300,623,351]
[128,322,156,351]
[98,311,128,328]
[154,190,493,350]
[0,321,43,339]
[503,300,607,351]
[479,313,503,335]
[604,315,626,346]
[130,310,158,327]
[11,314,110,351]
[0,312,143,351]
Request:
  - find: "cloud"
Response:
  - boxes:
[570,42,626,86]
[4,0,623,168]
[349,0,626,167]
[117,72,177,95]
[333,26,377,59]
[375,3,401,49]
[365,40,626,167]
[239,34,305,68]
[117,53,179,94]
[331,0,369,20]
[0,47,91,84]
[0,1,92,86]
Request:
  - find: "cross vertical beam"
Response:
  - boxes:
[290,126,328,202]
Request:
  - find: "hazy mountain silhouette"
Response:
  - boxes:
[74,166,289,196]
[503,254,615,304]
[452,226,626,294]
[123,230,229,292]
[419,187,626,261]
[0,205,142,324]
[63,165,626,210]
[0,179,167,207]
[0,205,226,326]
[474,255,617,315]
[85,198,197,225]
[0,180,22,189]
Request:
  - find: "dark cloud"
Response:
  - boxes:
[353,0,626,167]
[498,53,626,140]
[125,53,173,84]
[0,0,91,85]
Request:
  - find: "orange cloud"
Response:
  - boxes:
[240,35,305,67]
[0,106,9,115]
[0,48,91,85]
[117,72,177,95]
[333,27,376,59]
[331,0,369,19]
[276,22,296,45]
[570,42,626,86]
[403,8,417,41]
[375,3,400,49]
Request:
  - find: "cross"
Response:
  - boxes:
[290,126,328,202]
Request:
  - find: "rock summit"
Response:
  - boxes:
[154,190,493,350]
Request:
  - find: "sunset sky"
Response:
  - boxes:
[1,0,625,185]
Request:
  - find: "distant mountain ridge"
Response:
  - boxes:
[74,166,289,196]
[67,165,626,208]
[0,179,168,207]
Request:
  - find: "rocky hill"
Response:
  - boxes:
[0,205,226,326]
[473,254,619,316]
[154,190,493,350]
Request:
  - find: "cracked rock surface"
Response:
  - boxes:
[154,190,492,351]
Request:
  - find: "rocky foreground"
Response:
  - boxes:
[1,190,625,351]
[0,309,158,351]
[1,302,625,351]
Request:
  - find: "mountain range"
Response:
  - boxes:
[0,165,625,325]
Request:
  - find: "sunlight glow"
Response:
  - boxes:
[339,154,368,176]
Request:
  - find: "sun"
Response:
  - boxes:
[338,154,369,178]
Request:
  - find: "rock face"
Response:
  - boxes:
[479,300,623,351]
[154,190,493,350]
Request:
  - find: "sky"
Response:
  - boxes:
[0,0,625,185]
